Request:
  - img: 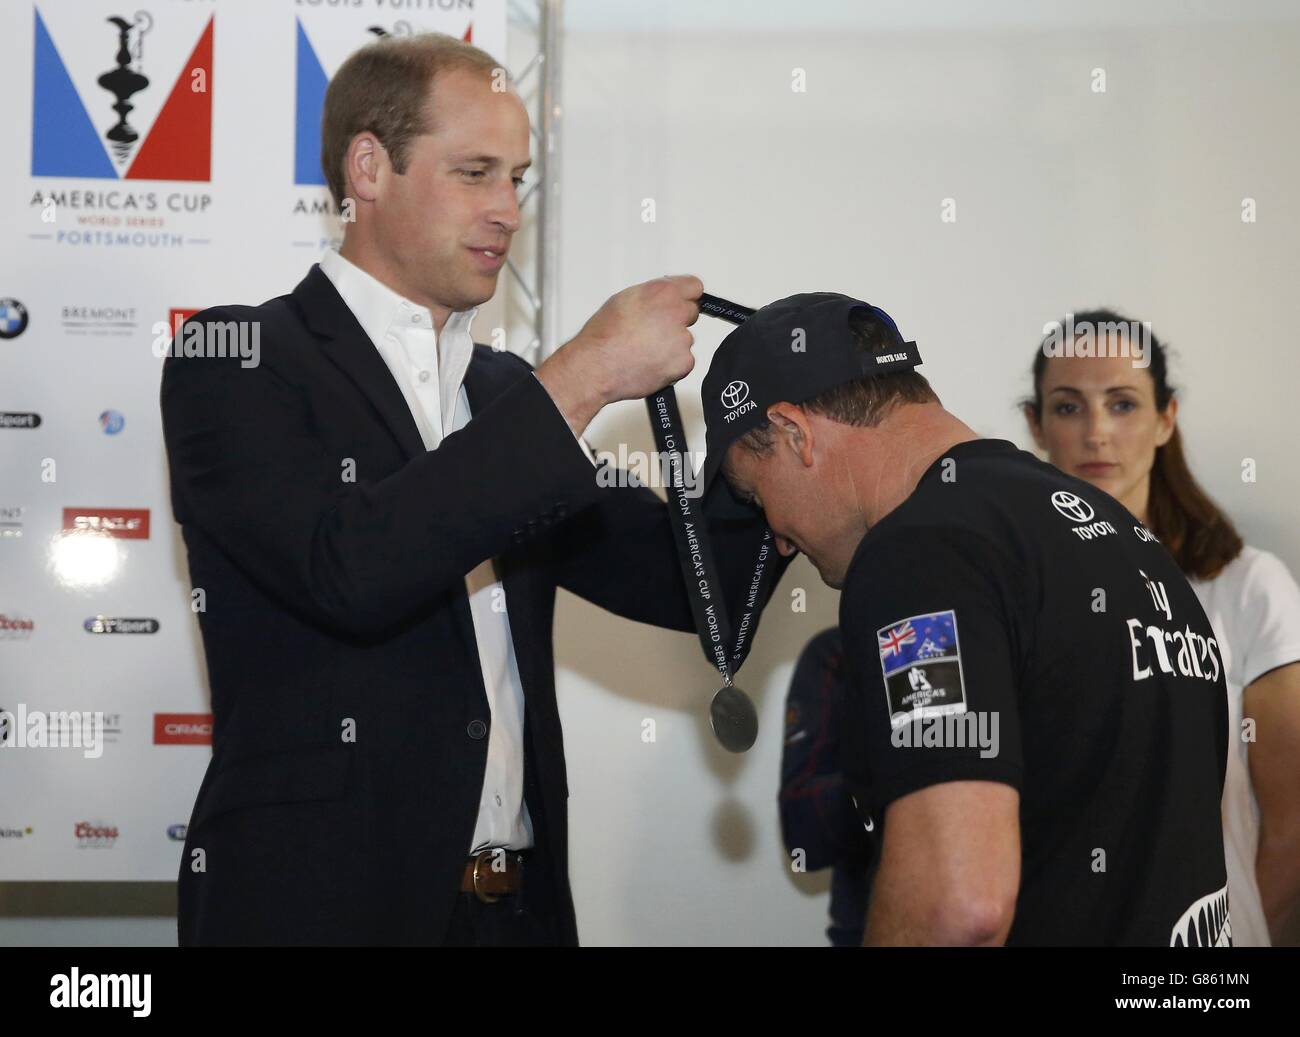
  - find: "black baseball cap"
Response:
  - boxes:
[700,292,923,518]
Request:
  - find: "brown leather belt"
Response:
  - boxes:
[459,849,526,903]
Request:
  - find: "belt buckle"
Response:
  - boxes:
[472,850,502,904]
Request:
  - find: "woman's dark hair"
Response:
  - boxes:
[1026,309,1242,580]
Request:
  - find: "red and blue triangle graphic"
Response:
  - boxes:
[32,9,115,178]
[31,10,213,182]
[294,19,328,186]
[127,17,213,180]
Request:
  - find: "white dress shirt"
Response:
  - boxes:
[320,247,533,853]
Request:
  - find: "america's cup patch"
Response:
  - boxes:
[877,610,967,730]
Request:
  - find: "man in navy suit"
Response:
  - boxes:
[161,32,780,946]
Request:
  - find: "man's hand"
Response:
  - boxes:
[536,275,703,438]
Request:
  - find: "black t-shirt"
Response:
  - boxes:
[838,438,1229,946]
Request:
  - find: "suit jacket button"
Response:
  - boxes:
[467,719,488,740]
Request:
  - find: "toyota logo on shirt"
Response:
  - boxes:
[1050,490,1095,523]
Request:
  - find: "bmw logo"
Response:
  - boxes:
[0,299,29,340]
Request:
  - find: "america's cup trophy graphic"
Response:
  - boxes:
[97,12,153,167]
[367,21,416,39]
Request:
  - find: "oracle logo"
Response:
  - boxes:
[153,713,213,745]
[62,508,150,539]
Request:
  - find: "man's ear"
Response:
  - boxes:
[767,403,814,467]
[344,132,384,205]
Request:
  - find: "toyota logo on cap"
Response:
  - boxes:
[1051,490,1095,523]
[721,381,750,409]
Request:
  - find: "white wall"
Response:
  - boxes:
[551,0,1300,945]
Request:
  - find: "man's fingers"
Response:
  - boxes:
[661,273,704,300]
[659,275,702,326]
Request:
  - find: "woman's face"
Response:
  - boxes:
[1025,351,1177,520]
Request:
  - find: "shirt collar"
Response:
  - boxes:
[319,247,478,382]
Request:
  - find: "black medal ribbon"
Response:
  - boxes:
[645,293,772,752]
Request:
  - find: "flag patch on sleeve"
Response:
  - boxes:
[876,610,967,729]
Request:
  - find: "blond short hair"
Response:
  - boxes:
[320,33,502,208]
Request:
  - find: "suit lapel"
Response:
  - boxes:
[293,274,542,713]
[291,264,426,461]
[294,265,490,708]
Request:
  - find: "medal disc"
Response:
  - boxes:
[710,685,758,753]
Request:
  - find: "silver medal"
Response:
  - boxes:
[710,684,758,753]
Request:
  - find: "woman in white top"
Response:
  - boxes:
[1023,309,1300,946]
